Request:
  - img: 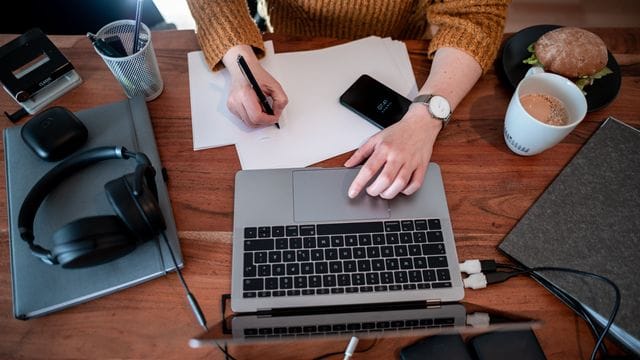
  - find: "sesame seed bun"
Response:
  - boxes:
[534,27,608,78]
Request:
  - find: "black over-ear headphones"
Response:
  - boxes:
[17,146,207,329]
[18,146,166,268]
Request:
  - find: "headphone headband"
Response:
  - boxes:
[17,146,153,263]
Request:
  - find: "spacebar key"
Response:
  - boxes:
[317,221,384,235]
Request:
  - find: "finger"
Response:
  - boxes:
[242,90,276,126]
[380,165,413,199]
[265,83,288,117]
[402,163,428,196]
[347,151,386,198]
[366,158,402,197]
[344,138,376,167]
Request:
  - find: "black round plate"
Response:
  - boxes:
[500,24,621,112]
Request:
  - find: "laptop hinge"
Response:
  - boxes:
[425,299,441,308]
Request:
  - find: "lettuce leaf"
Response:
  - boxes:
[522,43,543,67]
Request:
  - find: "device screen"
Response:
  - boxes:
[339,74,411,129]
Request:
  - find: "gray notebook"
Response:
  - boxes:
[4,96,182,319]
[499,117,640,356]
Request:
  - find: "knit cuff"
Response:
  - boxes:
[188,0,266,71]
[428,25,501,74]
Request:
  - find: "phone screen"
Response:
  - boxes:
[339,74,412,129]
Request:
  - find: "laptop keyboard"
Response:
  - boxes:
[241,219,452,299]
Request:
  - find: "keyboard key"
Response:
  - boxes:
[300,225,316,236]
[417,283,431,289]
[258,264,270,277]
[243,292,257,298]
[372,233,385,245]
[413,232,426,243]
[374,285,388,292]
[303,237,316,248]
[358,234,372,246]
[394,271,408,283]
[296,249,310,262]
[381,246,394,257]
[279,277,293,289]
[244,278,263,291]
[317,236,331,247]
[428,256,448,268]
[423,243,446,255]
[391,320,405,328]
[346,287,359,293]
[331,288,345,294]
[268,251,282,263]
[265,277,278,289]
[272,264,285,276]
[357,259,371,272]
[286,225,299,236]
[436,269,451,281]
[403,284,417,290]
[400,232,413,244]
[301,262,314,274]
[405,319,419,327]
[362,322,376,329]
[399,258,413,269]
[316,288,330,295]
[432,282,452,288]
[325,248,338,260]
[353,247,366,259]
[415,220,428,230]
[286,263,300,275]
[245,239,274,251]
[352,273,365,285]
[272,226,285,237]
[323,275,337,287]
[244,227,257,239]
[331,235,344,247]
[344,261,357,272]
[317,221,384,235]
[414,257,428,269]
[290,237,303,249]
[311,249,324,261]
[244,265,256,277]
[371,259,385,271]
[409,270,422,283]
[339,248,353,259]
[345,235,358,246]
[423,269,436,282]
[283,250,296,262]
[384,221,401,232]
[294,276,308,288]
[254,252,267,263]
[366,272,380,285]
[360,286,373,292]
[258,227,270,238]
[427,231,444,243]
[273,291,286,297]
[258,291,271,297]
[276,238,288,249]
[389,285,402,291]
[337,274,351,286]
[386,233,399,244]
[401,220,415,231]
[258,327,273,335]
[394,245,408,257]
[385,258,399,270]
[309,275,322,287]
[347,323,361,331]
[315,262,329,274]
[380,272,394,284]
[428,219,442,230]
[329,261,343,273]
[366,246,380,258]
[302,289,315,295]
[408,244,422,256]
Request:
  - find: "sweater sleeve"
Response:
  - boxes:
[186,0,266,71]
[427,0,510,73]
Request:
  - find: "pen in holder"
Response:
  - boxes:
[93,20,163,101]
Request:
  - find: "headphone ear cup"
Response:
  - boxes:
[105,173,166,242]
[51,215,136,268]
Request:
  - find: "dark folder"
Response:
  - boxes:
[499,117,640,356]
[4,96,182,319]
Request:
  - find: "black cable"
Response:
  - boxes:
[493,264,621,360]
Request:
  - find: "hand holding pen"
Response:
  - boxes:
[221,46,287,128]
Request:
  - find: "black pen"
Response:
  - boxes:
[236,55,280,129]
[87,33,125,57]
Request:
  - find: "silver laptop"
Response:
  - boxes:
[231,163,463,313]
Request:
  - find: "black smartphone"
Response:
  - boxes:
[339,74,411,129]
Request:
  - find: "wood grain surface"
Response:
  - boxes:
[0,28,638,359]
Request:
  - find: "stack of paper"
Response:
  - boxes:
[188,36,418,169]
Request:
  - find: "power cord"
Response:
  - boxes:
[459,259,621,360]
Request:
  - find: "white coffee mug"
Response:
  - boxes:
[504,70,587,155]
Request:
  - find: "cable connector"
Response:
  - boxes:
[459,259,497,274]
[463,273,487,289]
[485,271,518,285]
[344,336,359,360]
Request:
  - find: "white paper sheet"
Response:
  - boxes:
[187,37,418,169]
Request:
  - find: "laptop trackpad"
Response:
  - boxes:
[292,168,390,222]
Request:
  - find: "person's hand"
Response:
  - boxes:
[344,104,442,199]
[222,45,288,127]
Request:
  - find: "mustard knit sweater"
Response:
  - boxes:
[187,0,510,73]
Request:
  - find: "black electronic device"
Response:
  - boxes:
[0,28,82,118]
[17,146,166,268]
[20,106,88,161]
[400,334,473,360]
[468,329,546,360]
[339,74,411,129]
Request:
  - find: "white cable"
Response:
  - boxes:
[459,259,482,274]
[463,273,488,289]
[343,336,359,360]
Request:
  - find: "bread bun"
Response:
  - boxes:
[535,27,608,78]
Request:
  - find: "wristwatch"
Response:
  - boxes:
[412,94,452,128]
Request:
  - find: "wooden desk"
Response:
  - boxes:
[0,29,638,359]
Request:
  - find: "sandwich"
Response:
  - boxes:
[523,27,613,93]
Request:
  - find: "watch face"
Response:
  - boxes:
[430,96,451,119]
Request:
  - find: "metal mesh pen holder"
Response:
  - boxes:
[95,20,164,101]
